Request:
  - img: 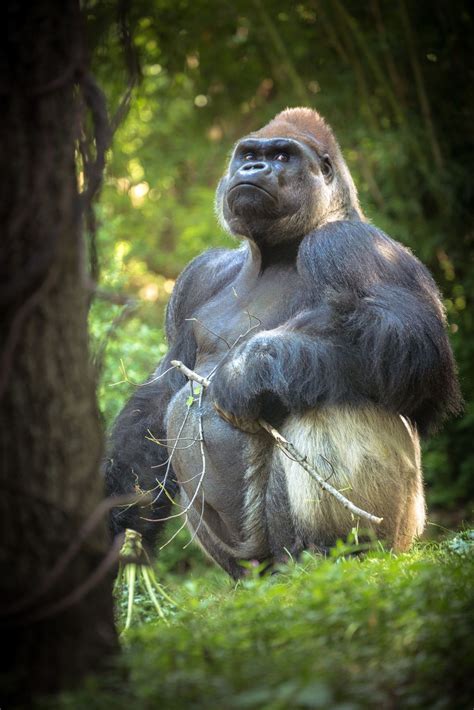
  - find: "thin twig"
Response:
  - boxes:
[171,359,383,525]
[185,318,231,348]
[142,383,205,520]
[257,420,382,524]
[171,361,210,388]
[183,384,207,547]
[148,392,194,507]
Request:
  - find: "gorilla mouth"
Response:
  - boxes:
[228,182,276,201]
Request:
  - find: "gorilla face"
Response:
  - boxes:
[216,137,335,244]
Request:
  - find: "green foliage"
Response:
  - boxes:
[51,539,474,709]
[87,211,166,425]
[90,299,166,425]
[86,1,474,505]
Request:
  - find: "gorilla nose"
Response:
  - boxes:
[240,162,269,174]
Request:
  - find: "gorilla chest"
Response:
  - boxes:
[192,264,302,364]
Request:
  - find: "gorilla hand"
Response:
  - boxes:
[213,401,261,434]
[211,334,289,433]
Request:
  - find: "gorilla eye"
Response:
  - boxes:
[321,154,333,181]
[274,152,289,162]
[243,152,256,161]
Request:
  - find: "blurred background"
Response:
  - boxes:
[86,0,473,518]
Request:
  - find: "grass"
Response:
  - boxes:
[51,530,474,710]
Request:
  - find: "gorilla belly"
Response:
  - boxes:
[166,382,270,558]
[167,380,425,566]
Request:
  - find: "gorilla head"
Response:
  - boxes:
[216,107,364,245]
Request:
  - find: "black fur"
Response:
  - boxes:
[104,221,461,552]
[104,121,461,562]
[211,222,461,437]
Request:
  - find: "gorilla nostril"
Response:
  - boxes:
[242,162,266,171]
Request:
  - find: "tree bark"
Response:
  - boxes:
[0,1,118,704]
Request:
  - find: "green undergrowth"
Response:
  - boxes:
[53,533,473,710]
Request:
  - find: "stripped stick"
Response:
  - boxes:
[171,359,383,525]
[172,361,211,389]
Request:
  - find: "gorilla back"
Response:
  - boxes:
[105,108,461,578]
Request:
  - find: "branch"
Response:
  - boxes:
[171,361,210,389]
[256,420,383,524]
[171,360,383,525]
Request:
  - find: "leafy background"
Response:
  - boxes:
[86,0,473,514]
[49,4,474,707]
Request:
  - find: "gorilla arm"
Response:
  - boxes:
[105,247,245,550]
[211,221,462,436]
[104,310,195,550]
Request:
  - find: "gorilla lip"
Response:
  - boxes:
[228,182,276,200]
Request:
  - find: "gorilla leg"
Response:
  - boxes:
[265,459,300,561]
[184,490,246,579]
[275,406,425,552]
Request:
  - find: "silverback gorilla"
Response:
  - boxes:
[105,108,461,577]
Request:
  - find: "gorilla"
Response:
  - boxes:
[105,107,461,577]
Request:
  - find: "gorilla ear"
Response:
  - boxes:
[320,154,334,182]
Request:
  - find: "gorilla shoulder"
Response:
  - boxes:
[166,246,247,342]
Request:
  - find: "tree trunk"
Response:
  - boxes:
[0,1,118,704]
